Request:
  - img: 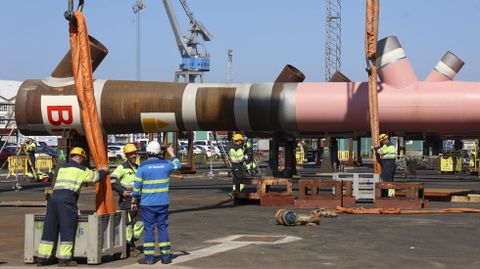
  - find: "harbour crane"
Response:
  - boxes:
[162,0,213,82]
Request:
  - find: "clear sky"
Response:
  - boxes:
[1,0,480,83]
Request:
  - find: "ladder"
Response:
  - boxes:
[212,132,231,170]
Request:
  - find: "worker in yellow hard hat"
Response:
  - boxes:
[111,143,143,257]
[37,147,109,266]
[374,133,397,183]
[228,134,247,198]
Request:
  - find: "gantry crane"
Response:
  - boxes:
[162,0,213,82]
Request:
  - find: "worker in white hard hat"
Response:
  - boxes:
[131,141,181,265]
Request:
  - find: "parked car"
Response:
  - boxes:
[192,146,203,155]
[35,142,58,158]
[0,146,17,165]
[178,146,188,156]
[195,145,216,157]
[179,145,203,155]
[108,145,125,159]
[193,140,210,147]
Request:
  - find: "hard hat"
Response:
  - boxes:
[379,133,389,141]
[124,143,138,154]
[233,134,244,141]
[146,141,161,155]
[70,147,87,159]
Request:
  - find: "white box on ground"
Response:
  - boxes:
[333,173,380,201]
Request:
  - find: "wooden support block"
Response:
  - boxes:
[342,196,356,207]
[375,182,427,209]
[295,179,343,208]
[451,196,469,202]
[467,194,480,202]
[298,180,342,200]
[260,177,292,197]
[234,178,261,201]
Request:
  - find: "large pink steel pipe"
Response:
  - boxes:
[296,81,480,135]
[14,79,480,137]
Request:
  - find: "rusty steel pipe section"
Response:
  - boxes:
[51,35,108,78]
[425,51,464,82]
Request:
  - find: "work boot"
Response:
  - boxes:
[130,247,141,257]
[36,258,54,266]
[161,256,172,264]
[57,260,77,267]
[137,258,155,265]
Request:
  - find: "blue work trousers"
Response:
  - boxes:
[38,190,78,261]
[141,205,171,262]
[381,159,397,181]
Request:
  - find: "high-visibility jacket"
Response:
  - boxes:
[377,142,397,160]
[132,156,181,206]
[229,144,245,164]
[26,142,36,154]
[111,161,138,191]
[53,162,102,194]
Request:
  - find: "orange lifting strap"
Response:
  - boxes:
[365,0,381,174]
[69,11,116,214]
[336,206,480,214]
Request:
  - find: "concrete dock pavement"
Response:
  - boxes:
[1,168,480,268]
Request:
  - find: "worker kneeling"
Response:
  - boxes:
[111,143,143,257]
[131,141,181,265]
[36,147,109,266]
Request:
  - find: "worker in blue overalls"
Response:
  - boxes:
[132,141,181,265]
[36,147,109,266]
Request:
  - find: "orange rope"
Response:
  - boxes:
[336,206,480,214]
[69,11,115,214]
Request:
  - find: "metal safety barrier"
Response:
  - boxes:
[7,156,28,178]
[35,156,53,173]
[7,156,54,178]
[337,151,356,161]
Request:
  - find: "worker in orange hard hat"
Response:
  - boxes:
[228,134,247,198]
[111,143,143,257]
[37,147,109,266]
